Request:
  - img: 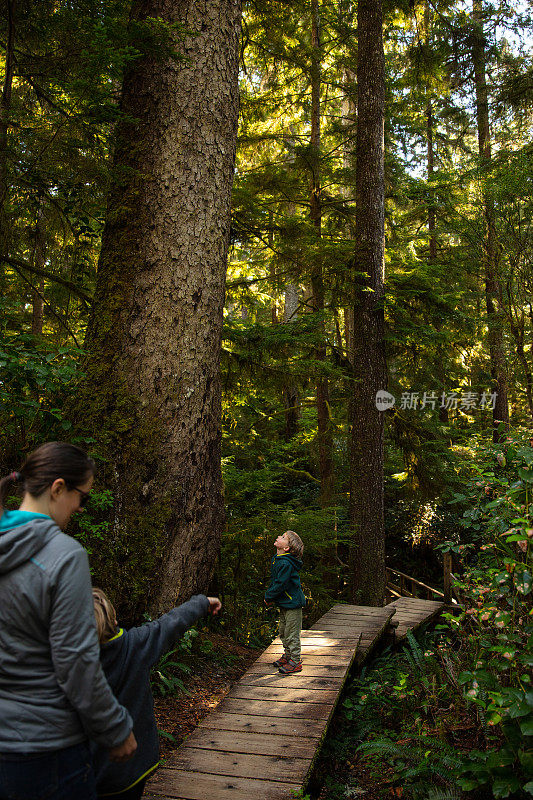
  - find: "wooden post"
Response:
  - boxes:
[443,552,452,604]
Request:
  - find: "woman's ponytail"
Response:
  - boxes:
[0,471,23,515]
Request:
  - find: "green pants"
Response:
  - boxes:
[278,607,302,662]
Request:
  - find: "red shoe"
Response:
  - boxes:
[278,659,302,674]
[273,654,290,668]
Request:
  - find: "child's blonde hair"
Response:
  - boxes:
[285,530,304,559]
[92,587,118,643]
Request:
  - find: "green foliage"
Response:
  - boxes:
[0,322,81,467]
[150,630,197,698]
[437,433,533,798]
[321,435,533,800]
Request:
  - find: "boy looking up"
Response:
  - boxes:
[264,530,305,674]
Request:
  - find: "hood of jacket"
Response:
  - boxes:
[0,511,59,574]
[276,552,303,571]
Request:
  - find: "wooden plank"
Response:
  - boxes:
[320,609,395,622]
[216,698,334,719]
[237,673,342,690]
[197,713,325,738]
[228,685,339,704]
[329,604,392,613]
[261,639,363,651]
[181,729,318,758]
[146,771,297,800]
[247,661,348,677]
[253,654,352,668]
[391,599,442,609]
[166,749,307,783]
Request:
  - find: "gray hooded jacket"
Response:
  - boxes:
[0,511,132,753]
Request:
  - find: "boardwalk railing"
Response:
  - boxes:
[386,553,459,605]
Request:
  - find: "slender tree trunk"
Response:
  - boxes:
[77,0,241,617]
[309,0,333,506]
[507,305,533,423]
[31,205,45,337]
[425,86,449,423]
[283,282,300,439]
[348,0,386,605]
[426,101,437,262]
[0,0,15,275]
[342,67,356,367]
[268,210,278,324]
[472,0,509,441]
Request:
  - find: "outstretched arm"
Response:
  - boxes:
[131,595,221,668]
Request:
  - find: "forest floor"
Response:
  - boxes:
[153,631,261,759]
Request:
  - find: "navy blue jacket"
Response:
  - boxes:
[92,594,210,796]
[265,553,306,609]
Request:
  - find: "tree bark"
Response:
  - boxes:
[78,0,241,617]
[472,0,509,441]
[283,282,300,440]
[342,66,356,367]
[31,203,45,337]
[0,0,15,273]
[348,0,386,605]
[309,0,334,506]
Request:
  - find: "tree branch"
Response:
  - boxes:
[8,263,81,347]
[2,255,93,303]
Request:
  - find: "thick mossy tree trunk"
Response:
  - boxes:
[77,0,241,617]
[348,0,386,605]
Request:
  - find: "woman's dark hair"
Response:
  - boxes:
[0,442,95,513]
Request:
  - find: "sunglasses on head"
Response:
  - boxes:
[69,486,91,507]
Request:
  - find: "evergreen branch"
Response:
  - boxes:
[281,465,321,484]
[2,256,93,304]
[7,263,81,347]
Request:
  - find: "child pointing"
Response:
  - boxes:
[91,589,221,799]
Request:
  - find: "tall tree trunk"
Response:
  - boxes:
[472,0,509,441]
[507,302,533,423]
[309,0,333,506]
[283,282,300,439]
[77,0,241,617]
[342,66,356,367]
[0,0,15,276]
[426,100,437,262]
[31,205,45,337]
[348,0,386,605]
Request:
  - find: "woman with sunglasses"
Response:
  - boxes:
[0,442,136,800]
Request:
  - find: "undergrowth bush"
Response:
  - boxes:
[320,431,532,800]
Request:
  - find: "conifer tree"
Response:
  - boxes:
[349,0,386,605]
[77,0,242,614]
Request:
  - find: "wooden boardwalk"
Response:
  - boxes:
[145,598,443,800]
[389,597,444,641]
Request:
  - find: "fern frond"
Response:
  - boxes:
[426,789,462,800]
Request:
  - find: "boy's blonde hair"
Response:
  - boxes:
[92,587,118,643]
[285,530,304,559]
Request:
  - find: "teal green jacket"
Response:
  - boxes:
[265,553,306,609]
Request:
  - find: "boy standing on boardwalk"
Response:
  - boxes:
[264,530,306,674]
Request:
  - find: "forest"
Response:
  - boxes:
[1,0,532,797]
